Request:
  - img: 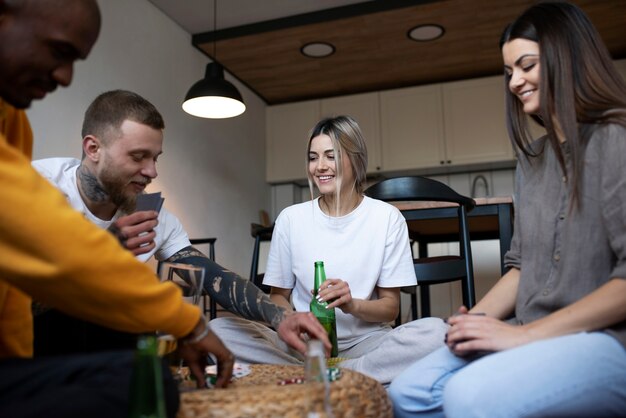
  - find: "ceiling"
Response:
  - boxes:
[148,0,626,105]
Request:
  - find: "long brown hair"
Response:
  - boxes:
[500,1,626,207]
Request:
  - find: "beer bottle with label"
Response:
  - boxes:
[310,261,339,357]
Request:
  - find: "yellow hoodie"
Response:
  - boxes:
[0,100,200,358]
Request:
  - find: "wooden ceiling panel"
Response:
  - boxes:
[194,0,626,104]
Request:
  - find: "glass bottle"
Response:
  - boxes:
[310,261,339,357]
[305,339,334,418]
[128,334,167,418]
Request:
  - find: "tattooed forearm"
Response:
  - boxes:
[168,246,286,327]
[168,247,204,262]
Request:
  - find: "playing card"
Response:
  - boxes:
[205,362,252,387]
[135,192,164,213]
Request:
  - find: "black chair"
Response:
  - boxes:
[190,238,218,319]
[365,176,476,324]
[249,223,274,294]
[157,237,218,319]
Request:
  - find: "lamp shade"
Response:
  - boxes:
[182,62,246,119]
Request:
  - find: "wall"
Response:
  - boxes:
[27,0,269,276]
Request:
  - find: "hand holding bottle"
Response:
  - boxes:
[315,278,354,313]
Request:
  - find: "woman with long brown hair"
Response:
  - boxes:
[390,2,626,417]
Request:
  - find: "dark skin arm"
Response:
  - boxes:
[177,316,234,388]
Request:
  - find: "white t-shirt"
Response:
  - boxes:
[32,158,190,263]
[263,196,416,350]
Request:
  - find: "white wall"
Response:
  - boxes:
[27,0,269,276]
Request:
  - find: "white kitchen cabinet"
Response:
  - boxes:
[266,100,320,182]
[380,76,513,171]
[320,92,382,173]
[442,75,514,165]
[380,84,445,171]
[267,92,383,182]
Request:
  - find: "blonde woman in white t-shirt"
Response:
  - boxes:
[210,116,447,385]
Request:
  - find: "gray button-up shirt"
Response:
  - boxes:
[504,123,626,348]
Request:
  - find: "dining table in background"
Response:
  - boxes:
[392,196,514,275]
[391,196,514,317]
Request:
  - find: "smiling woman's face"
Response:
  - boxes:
[502,38,541,115]
[308,134,354,196]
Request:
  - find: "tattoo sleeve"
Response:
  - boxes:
[167,246,286,329]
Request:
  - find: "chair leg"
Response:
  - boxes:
[209,299,217,320]
[416,240,431,318]
[250,237,261,284]
[395,299,402,327]
[203,295,218,320]
[419,285,431,318]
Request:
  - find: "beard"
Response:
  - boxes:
[98,165,150,215]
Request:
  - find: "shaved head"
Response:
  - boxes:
[0,0,101,107]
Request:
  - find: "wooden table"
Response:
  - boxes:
[391,196,513,317]
[393,196,514,275]
[178,364,392,418]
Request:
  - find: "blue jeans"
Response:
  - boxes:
[389,332,626,418]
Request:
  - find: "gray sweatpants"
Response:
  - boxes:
[209,316,448,386]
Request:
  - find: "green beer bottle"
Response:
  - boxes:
[128,334,167,418]
[310,261,339,357]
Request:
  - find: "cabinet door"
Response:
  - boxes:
[442,76,514,165]
[266,100,320,182]
[380,84,446,171]
[321,92,382,173]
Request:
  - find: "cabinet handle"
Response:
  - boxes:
[440,161,444,165]
[447,160,451,164]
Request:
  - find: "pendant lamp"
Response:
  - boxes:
[182,0,245,119]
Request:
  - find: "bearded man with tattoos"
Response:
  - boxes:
[32,89,328,357]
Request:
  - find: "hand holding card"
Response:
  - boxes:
[107,192,164,256]
[135,192,165,214]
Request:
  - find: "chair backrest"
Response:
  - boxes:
[365,176,476,317]
[157,237,218,318]
[156,238,217,275]
[189,238,216,260]
[364,176,476,210]
[250,223,274,293]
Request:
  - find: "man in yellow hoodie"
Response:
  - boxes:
[0,1,317,417]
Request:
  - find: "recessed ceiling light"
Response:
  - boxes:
[408,24,445,42]
[301,42,335,58]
